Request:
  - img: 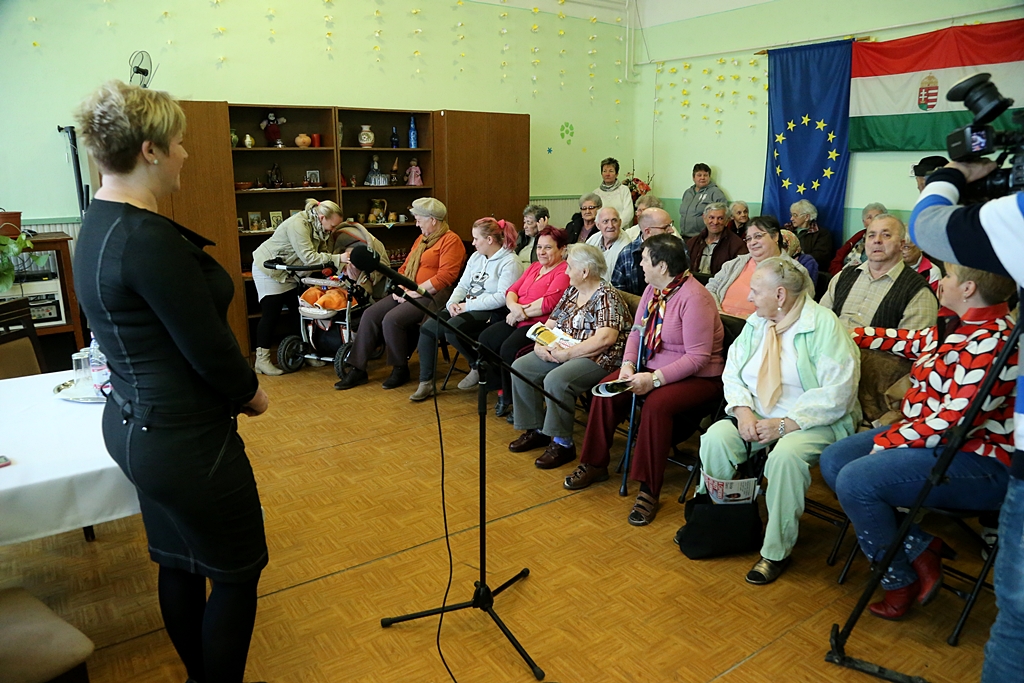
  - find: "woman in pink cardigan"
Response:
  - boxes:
[564,234,726,525]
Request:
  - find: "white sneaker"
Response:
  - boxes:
[458,369,480,390]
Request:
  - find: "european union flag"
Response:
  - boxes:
[761,40,852,247]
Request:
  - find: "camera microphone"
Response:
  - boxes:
[349,244,428,297]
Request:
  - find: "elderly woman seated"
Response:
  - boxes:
[726,200,750,234]
[515,204,549,266]
[820,264,1017,620]
[566,193,602,244]
[335,197,465,391]
[698,257,860,585]
[409,217,523,401]
[706,216,785,319]
[786,199,834,273]
[508,243,631,469]
[564,235,725,525]
[781,229,819,284]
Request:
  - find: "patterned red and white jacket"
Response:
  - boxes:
[854,302,1017,465]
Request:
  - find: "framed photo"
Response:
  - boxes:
[306,170,321,184]
[289,209,301,217]
[269,211,283,228]
[247,211,262,230]
[237,217,244,230]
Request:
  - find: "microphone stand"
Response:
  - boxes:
[379,282,577,681]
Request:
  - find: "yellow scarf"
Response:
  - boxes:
[756,294,806,413]
[403,221,450,282]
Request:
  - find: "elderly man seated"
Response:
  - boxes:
[630,193,664,236]
[685,202,747,280]
[611,208,681,299]
[586,207,632,280]
[820,214,937,331]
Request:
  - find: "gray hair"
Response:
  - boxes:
[790,199,818,221]
[728,200,749,217]
[566,243,607,280]
[868,213,907,240]
[523,204,550,221]
[635,194,664,211]
[755,256,815,299]
[579,192,602,209]
[861,202,887,220]
[703,202,728,216]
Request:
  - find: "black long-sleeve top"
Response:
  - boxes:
[74,200,258,415]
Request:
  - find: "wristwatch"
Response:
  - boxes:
[652,373,662,389]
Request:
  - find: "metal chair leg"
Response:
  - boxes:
[837,541,858,585]
[948,541,998,646]
[441,350,460,390]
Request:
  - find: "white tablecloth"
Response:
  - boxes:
[0,371,140,545]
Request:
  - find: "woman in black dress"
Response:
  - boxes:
[74,80,269,683]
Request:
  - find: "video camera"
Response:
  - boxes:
[946,73,1023,201]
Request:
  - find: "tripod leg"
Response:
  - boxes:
[490,568,530,598]
[484,606,545,680]
[380,598,476,628]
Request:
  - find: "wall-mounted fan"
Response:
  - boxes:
[128,50,158,88]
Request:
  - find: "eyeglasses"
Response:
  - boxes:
[743,232,769,243]
[580,205,598,211]
[645,224,673,231]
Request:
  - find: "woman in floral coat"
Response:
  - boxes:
[821,263,1018,621]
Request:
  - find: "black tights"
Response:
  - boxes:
[256,290,299,349]
[158,565,261,683]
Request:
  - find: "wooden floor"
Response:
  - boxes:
[0,357,996,682]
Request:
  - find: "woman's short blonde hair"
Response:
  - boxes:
[755,256,815,299]
[75,80,186,175]
[946,262,1017,306]
[566,243,606,281]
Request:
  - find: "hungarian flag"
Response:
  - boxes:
[849,18,1024,152]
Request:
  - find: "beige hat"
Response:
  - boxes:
[409,197,447,221]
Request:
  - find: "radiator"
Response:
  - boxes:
[528,196,580,230]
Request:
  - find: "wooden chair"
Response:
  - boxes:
[0,298,46,379]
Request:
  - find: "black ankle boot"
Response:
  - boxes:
[381,365,410,389]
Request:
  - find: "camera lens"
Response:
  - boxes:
[947,73,1013,126]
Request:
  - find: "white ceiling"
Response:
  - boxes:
[470,0,776,27]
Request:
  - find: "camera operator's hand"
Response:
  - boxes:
[946,159,999,184]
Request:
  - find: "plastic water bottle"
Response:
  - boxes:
[408,116,418,149]
[89,333,111,396]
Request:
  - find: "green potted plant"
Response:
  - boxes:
[0,232,46,293]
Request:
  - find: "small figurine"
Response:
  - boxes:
[260,112,287,147]
[350,175,358,187]
[405,157,423,186]
[267,163,283,188]
[389,157,400,186]
[243,134,255,149]
[364,154,388,186]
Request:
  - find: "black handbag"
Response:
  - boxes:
[675,492,763,560]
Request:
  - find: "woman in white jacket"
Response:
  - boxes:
[410,217,524,401]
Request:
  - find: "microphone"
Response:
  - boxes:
[349,244,428,297]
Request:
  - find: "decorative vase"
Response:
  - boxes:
[358,125,375,148]
[230,129,239,148]
[294,133,311,148]
[244,134,255,149]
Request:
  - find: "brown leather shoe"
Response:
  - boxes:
[564,464,609,490]
[534,441,576,469]
[508,429,550,453]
